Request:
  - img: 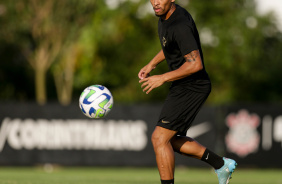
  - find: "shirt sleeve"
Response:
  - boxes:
[174,23,199,56]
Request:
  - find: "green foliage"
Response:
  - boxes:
[0,0,282,104]
[73,0,167,103]
[185,0,282,104]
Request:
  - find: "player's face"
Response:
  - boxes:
[150,0,175,18]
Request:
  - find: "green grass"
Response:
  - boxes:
[0,167,281,184]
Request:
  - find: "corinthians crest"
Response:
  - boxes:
[162,36,167,47]
[225,109,260,157]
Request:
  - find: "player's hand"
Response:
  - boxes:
[138,64,155,80]
[139,75,165,94]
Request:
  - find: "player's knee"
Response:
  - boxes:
[151,132,159,148]
[151,130,168,149]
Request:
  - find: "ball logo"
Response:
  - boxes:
[225,109,260,157]
[83,89,96,104]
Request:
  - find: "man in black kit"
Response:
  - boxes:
[138,1,237,184]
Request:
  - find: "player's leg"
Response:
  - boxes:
[171,135,237,184]
[171,135,224,168]
[151,126,177,184]
[171,135,205,159]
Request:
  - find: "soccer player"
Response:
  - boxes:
[138,1,237,184]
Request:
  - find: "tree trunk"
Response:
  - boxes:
[35,68,47,105]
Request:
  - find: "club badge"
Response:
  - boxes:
[225,109,260,157]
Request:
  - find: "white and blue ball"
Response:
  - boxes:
[79,85,113,118]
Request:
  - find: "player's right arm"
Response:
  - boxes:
[138,50,165,80]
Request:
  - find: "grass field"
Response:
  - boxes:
[0,166,281,184]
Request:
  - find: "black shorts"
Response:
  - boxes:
[157,84,210,136]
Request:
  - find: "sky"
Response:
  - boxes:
[255,0,282,31]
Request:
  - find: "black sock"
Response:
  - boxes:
[201,148,224,169]
[161,179,174,184]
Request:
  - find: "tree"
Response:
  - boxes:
[1,0,96,105]
[72,0,167,103]
[1,0,282,105]
[73,0,282,104]
[184,0,282,104]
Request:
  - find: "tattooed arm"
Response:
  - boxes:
[161,50,203,82]
[139,50,203,94]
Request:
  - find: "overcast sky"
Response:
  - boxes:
[255,0,282,31]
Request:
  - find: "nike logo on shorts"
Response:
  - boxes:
[161,120,170,124]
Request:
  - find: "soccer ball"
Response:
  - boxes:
[79,85,113,118]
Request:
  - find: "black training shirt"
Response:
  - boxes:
[158,4,211,93]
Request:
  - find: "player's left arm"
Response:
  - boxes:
[161,49,203,82]
[140,50,203,94]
